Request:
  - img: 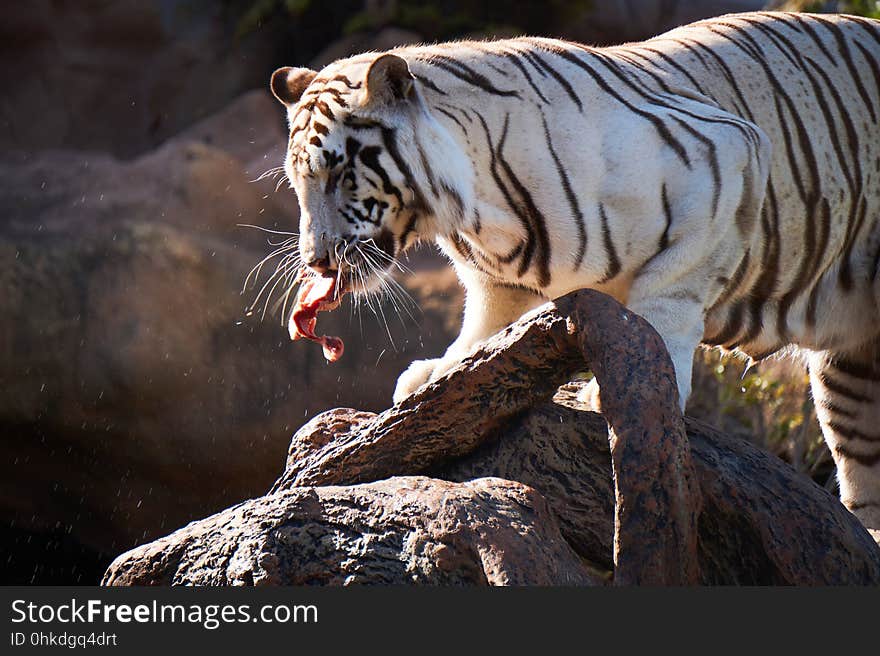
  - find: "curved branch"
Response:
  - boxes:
[278,290,705,584]
[557,293,702,584]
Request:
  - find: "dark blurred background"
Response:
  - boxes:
[5,0,864,585]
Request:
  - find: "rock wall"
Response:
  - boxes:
[0,89,460,583]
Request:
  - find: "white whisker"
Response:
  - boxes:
[237,223,299,236]
[241,240,299,293]
[250,166,285,184]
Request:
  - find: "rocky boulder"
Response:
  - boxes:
[104,291,880,586]
[102,476,594,586]
[0,1,292,158]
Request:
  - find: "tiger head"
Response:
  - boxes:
[270,53,470,295]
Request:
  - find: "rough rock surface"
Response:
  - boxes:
[0,1,287,158]
[448,398,880,584]
[102,476,596,586]
[104,290,880,586]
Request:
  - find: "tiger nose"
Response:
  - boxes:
[306,255,333,273]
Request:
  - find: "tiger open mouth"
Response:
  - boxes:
[286,231,400,362]
[289,268,348,362]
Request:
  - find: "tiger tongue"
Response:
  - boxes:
[289,272,345,362]
[300,272,336,310]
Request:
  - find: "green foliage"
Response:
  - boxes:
[689,350,833,485]
[577,350,833,485]
[232,0,313,39]
[778,0,880,18]
[230,0,595,42]
[841,0,880,17]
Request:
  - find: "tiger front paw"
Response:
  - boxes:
[393,358,440,405]
[575,378,603,413]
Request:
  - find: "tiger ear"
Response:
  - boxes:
[365,54,415,105]
[270,67,317,106]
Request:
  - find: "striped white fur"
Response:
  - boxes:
[270,12,880,532]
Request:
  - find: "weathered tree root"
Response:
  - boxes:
[273,290,880,585]
[275,291,705,584]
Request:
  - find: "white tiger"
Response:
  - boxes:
[267,11,880,534]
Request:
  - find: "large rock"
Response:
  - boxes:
[102,476,595,586]
[103,291,880,586]
[107,393,880,585]
[0,1,292,159]
[0,90,461,583]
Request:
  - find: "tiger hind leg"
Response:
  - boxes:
[806,342,880,538]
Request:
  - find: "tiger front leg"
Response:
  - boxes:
[575,299,702,413]
[393,269,545,404]
[393,357,442,404]
[625,293,705,411]
[577,277,710,414]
